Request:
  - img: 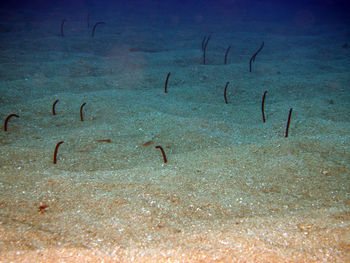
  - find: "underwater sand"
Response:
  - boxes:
[0,7,349,262]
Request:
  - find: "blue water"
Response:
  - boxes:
[0,0,349,261]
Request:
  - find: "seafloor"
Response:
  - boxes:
[0,7,349,262]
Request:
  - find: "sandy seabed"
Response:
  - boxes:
[0,6,349,262]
